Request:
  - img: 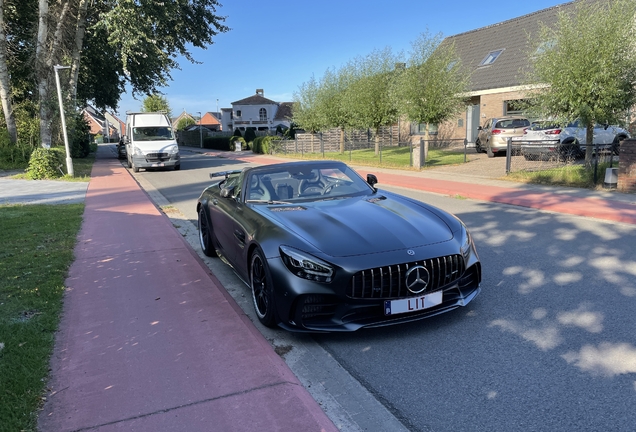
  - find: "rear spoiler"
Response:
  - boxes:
[210,170,242,179]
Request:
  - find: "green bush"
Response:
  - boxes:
[0,129,38,169]
[26,147,64,179]
[233,128,242,137]
[244,127,256,145]
[69,113,91,158]
[251,136,282,154]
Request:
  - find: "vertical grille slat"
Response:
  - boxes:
[347,255,465,299]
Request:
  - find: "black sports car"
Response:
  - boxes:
[196,160,481,332]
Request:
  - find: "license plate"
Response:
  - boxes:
[384,291,443,316]
[151,163,164,167]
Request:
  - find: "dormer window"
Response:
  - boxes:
[479,49,504,66]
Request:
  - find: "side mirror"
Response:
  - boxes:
[367,174,378,189]
[220,185,235,198]
[477,126,483,131]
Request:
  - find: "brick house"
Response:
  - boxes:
[439,1,571,144]
[82,105,121,142]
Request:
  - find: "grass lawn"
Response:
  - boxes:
[0,204,84,431]
[506,161,616,189]
[275,146,467,169]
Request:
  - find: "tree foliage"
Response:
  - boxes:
[0,0,229,148]
[394,31,468,132]
[292,31,467,153]
[141,94,172,118]
[525,0,636,160]
[176,116,195,131]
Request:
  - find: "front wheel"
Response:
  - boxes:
[475,139,483,153]
[198,207,217,257]
[250,248,277,328]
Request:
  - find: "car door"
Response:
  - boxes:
[478,119,491,144]
[208,174,242,263]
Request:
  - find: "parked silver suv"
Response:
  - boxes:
[476,116,530,157]
[516,120,630,161]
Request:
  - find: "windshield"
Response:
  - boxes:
[495,118,530,128]
[245,163,373,203]
[132,126,174,141]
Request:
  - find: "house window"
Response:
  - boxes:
[236,110,242,117]
[504,100,526,115]
[479,49,504,66]
[259,108,267,122]
[411,123,438,136]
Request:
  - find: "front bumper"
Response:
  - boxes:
[268,247,482,332]
[131,153,180,169]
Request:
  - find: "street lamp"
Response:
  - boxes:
[54,64,73,176]
[197,111,202,148]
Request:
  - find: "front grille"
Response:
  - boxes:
[146,152,170,162]
[347,255,465,299]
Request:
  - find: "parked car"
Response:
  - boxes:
[197,160,482,332]
[515,120,630,161]
[476,116,530,157]
[117,137,127,160]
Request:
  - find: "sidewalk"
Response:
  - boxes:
[38,146,338,432]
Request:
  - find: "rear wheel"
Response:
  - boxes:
[198,207,217,257]
[559,141,580,162]
[250,248,277,328]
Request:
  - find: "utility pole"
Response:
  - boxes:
[54,65,73,176]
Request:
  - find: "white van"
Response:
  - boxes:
[125,112,180,172]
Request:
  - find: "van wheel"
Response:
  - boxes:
[132,163,139,173]
[127,156,132,169]
[174,163,181,171]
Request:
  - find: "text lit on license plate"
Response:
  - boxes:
[384,291,443,316]
[151,163,164,167]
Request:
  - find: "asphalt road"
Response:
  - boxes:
[130,149,636,432]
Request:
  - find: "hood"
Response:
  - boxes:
[262,194,453,257]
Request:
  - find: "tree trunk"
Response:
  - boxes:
[0,0,17,143]
[36,0,71,147]
[69,0,89,105]
[374,128,380,156]
[339,127,344,154]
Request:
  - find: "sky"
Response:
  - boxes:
[115,0,570,120]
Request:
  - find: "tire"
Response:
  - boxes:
[174,163,181,171]
[250,248,277,328]
[127,156,132,169]
[198,206,217,257]
[486,145,494,158]
[132,163,139,173]
[475,139,483,153]
[559,141,581,162]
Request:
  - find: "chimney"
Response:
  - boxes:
[256,89,264,96]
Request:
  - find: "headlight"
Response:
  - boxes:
[133,146,143,156]
[168,145,179,154]
[459,224,473,260]
[280,245,333,283]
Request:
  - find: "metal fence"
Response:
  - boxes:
[506,138,621,184]
[270,129,471,168]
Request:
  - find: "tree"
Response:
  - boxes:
[0,0,229,148]
[176,116,195,131]
[394,31,469,148]
[343,48,402,155]
[141,95,172,118]
[525,0,636,163]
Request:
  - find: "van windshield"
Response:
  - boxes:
[132,127,174,141]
